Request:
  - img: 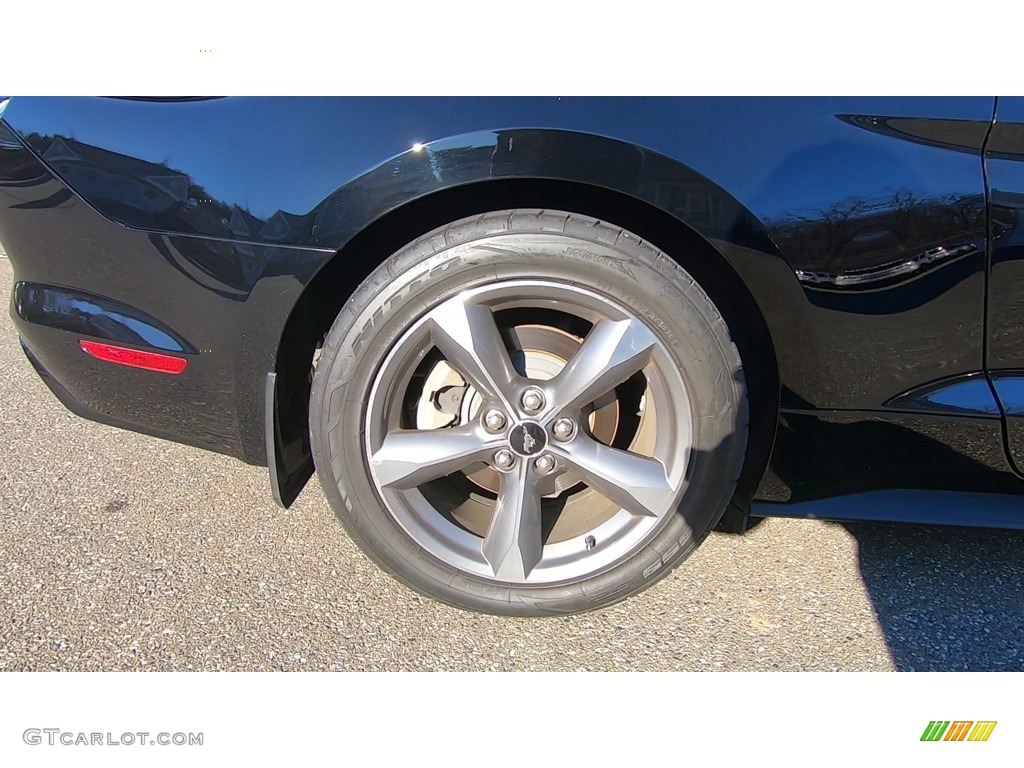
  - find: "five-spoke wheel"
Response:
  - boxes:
[366,280,692,584]
[310,210,747,615]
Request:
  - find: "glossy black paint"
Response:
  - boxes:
[884,372,1000,416]
[14,281,196,353]
[985,98,1024,474]
[2,97,1022,521]
[4,97,997,410]
[0,120,326,462]
[758,402,1021,504]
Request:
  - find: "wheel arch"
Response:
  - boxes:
[271,134,792,518]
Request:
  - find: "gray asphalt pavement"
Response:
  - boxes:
[1,257,1021,671]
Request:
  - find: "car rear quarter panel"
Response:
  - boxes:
[0,97,1006,500]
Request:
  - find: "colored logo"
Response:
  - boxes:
[921,721,997,742]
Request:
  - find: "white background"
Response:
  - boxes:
[1,673,1019,765]
[0,1,1014,96]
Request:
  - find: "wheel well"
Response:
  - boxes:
[273,178,779,521]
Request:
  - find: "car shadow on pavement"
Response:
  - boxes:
[764,391,1024,671]
[844,521,1024,671]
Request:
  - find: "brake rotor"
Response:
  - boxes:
[415,323,659,544]
[470,325,618,495]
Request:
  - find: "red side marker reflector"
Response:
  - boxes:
[79,340,188,374]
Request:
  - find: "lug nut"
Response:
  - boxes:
[552,417,575,441]
[483,409,507,432]
[494,449,515,470]
[534,454,555,474]
[521,388,545,413]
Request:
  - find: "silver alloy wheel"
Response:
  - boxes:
[364,279,693,585]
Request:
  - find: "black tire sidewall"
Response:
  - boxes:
[310,213,747,616]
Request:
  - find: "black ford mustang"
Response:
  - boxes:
[2,96,1022,616]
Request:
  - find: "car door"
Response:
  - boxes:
[986,96,1024,473]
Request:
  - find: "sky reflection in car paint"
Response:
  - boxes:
[3,96,1020,504]
[5,96,989,220]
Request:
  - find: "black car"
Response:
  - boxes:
[2,96,1023,616]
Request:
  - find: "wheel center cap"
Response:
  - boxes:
[509,421,547,457]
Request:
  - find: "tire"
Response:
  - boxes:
[309,210,748,616]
